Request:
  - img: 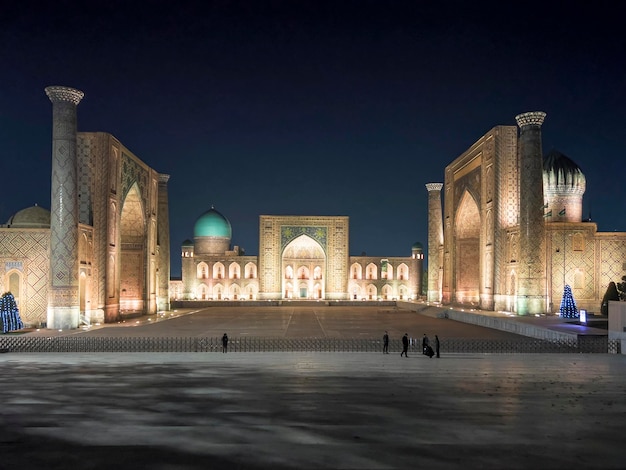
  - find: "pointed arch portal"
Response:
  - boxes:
[455,191,481,304]
[119,184,146,314]
[281,234,326,299]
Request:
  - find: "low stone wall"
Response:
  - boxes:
[608,301,626,354]
[397,301,577,341]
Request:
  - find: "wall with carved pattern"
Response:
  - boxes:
[0,229,49,326]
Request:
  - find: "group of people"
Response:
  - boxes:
[222,331,438,356]
[384,331,440,358]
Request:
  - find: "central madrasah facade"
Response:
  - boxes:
[173,212,423,302]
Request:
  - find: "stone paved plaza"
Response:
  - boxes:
[25,305,547,340]
[1,305,623,469]
[1,353,625,469]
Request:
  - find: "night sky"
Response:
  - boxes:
[1,1,624,277]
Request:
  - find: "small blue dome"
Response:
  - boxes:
[412,242,423,250]
[193,207,232,238]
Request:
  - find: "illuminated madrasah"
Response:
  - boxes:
[0,86,421,331]
[427,112,626,315]
[0,86,170,329]
[174,211,423,302]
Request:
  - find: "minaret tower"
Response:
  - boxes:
[45,86,84,329]
[515,111,547,315]
[425,183,444,303]
[157,173,171,311]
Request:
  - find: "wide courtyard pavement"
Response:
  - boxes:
[26,304,534,340]
[2,305,623,469]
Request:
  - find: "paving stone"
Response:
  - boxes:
[0,352,625,469]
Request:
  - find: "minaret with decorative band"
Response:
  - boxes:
[515,111,547,315]
[426,183,444,303]
[157,173,171,312]
[45,86,85,329]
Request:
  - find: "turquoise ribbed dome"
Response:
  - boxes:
[193,207,232,238]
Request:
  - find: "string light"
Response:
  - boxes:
[559,284,579,318]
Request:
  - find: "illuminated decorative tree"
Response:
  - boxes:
[559,284,578,318]
[0,292,23,333]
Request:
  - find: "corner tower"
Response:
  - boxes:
[45,85,84,329]
[157,174,171,311]
[515,111,547,315]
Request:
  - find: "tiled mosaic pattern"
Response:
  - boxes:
[0,230,49,325]
[259,216,349,299]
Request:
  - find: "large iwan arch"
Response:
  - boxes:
[119,184,146,314]
[282,234,326,299]
[455,190,481,304]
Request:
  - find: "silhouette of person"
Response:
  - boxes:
[401,333,409,357]
[383,331,389,354]
[222,333,228,353]
[422,334,430,355]
[435,335,440,358]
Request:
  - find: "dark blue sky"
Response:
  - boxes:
[1,1,624,277]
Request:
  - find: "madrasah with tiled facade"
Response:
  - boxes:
[1,87,624,329]
[426,112,626,315]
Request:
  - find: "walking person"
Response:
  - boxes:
[400,333,409,357]
[422,334,430,355]
[222,333,229,353]
[383,331,389,354]
[435,334,440,358]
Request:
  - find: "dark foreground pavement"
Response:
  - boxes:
[1,352,625,469]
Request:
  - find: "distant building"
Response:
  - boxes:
[0,86,170,329]
[175,210,423,302]
[427,112,626,314]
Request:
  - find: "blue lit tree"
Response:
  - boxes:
[0,292,24,333]
[559,284,578,318]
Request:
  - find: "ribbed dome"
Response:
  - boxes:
[543,150,586,189]
[193,207,232,238]
[6,204,50,228]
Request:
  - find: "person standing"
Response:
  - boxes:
[401,333,409,357]
[222,333,229,353]
[422,334,430,355]
[435,334,440,358]
[383,331,389,354]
